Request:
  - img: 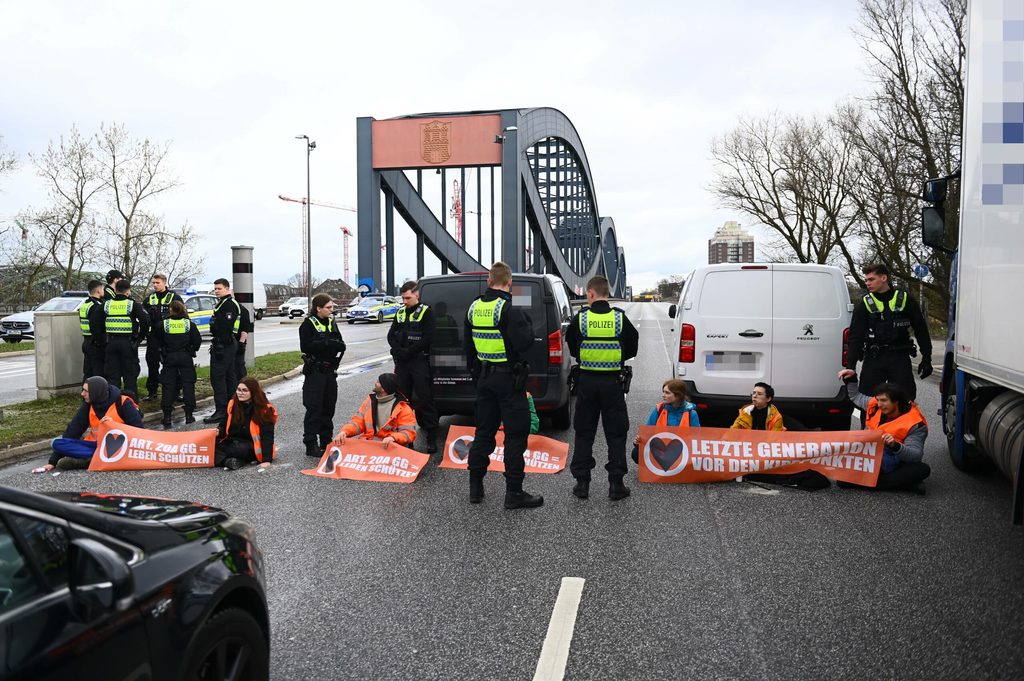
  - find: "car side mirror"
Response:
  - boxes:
[69,538,133,614]
[921,206,950,252]
[668,304,677,319]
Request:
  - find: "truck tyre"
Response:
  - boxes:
[944,372,986,472]
[978,391,1024,480]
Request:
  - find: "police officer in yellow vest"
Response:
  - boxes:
[388,280,440,453]
[79,279,107,381]
[567,275,639,501]
[142,273,184,401]
[846,263,932,401]
[102,269,123,301]
[204,278,243,424]
[102,279,150,398]
[464,262,541,509]
[155,300,202,428]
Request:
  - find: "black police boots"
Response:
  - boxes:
[425,430,438,455]
[184,412,195,425]
[161,411,172,430]
[203,412,226,424]
[469,473,485,504]
[305,441,322,457]
[572,479,589,499]
[504,480,543,510]
[609,477,631,501]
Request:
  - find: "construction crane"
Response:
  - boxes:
[340,226,353,285]
[278,195,357,289]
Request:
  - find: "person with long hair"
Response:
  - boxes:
[216,376,278,470]
[631,379,700,463]
[300,293,346,457]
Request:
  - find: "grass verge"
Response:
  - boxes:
[0,351,303,449]
[0,342,34,354]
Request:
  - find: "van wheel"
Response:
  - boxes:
[550,398,571,430]
[255,310,264,321]
[181,607,268,681]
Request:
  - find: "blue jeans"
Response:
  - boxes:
[51,438,98,459]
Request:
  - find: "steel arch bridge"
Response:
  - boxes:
[356,108,627,297]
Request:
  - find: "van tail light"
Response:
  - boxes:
[842,327,850,367]
[548,330,563,365]
[679,324,696,363]
[828,408,842,414]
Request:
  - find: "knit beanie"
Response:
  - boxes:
[377,373,400,397]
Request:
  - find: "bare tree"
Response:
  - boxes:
[0,135,16,184]
[96,123,179,282]
[21,126,105,289]
[709,111,863,276]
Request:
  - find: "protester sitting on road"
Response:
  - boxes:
[216,376,277,471]
[32,376,144,473]
[331,373,416,449]
[838,369,930,492]
[632,379,700,462]
[733,382,831,491]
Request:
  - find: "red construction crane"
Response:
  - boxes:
[278,194,357,289]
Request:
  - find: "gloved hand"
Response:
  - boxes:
[918,359,933,379]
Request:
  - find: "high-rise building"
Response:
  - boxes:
[708,221,755,264]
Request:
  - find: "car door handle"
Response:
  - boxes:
[738,329,764,338]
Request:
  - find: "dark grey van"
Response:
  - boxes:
[417,272,575,429]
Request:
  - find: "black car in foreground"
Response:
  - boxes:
[0,486,269,681]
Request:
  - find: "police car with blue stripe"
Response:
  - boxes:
[345,295,402,324]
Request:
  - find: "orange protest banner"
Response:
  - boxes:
[301,439,429,483]
[88,421,216,471]
[637,426,884,486]
[439,425,568,474]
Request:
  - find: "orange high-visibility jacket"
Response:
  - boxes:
[85,394,138,441]
[865,399,926,442]
[341,395,417,446]
[223,400,279,463]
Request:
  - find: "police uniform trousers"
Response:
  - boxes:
[570,372,630,481]
[234,346,248,383]
[105,336,140,397]
[145,334,163,395]
[161,351,197,413]
[468,366,530,485]
[858,350,917,400]
[210,339,238,414]
[302,367,338,449]
[82,339,106,382]
[395,354,439,432]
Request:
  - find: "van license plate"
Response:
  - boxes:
[705,352,756,370]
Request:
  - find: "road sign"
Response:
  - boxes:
[913,263,929,278]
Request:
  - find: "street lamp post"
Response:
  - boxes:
[295,134,316,311]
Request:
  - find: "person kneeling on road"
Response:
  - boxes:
[732,382,830,491]
[32,376,144,473]
[837,369,930,492]
[332,373,416,449]
[216,377,277,471]
[632,379,700,463]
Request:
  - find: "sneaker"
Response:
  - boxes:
[223,458,243,471]
[56,457,90,471]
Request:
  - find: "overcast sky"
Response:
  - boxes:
[0,0,870,293]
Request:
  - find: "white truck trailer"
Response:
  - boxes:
[922,0,1024,522]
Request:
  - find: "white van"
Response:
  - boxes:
[668,263,854,430]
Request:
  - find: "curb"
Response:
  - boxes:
[0,353,393,468]
[0,350,34,358]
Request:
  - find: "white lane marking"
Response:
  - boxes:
[533,577,585,681]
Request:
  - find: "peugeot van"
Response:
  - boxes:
[416,272,575,428]
[668,263,854,430]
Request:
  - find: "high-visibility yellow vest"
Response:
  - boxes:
[79,300,96,336]
[308,316,333,334]
[103,299,135,336]
[215,296,241,334]
[163,318,192,334]
[863,289,907,314]
[467,298,507,363]
[578,308,623,371]
[395,304,428,324]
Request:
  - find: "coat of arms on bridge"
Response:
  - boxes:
[420,121,452,164]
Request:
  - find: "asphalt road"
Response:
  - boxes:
[3,302,1023,680]
[0,316,392,405]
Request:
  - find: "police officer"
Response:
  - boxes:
[464,262,541,509]
[567,275,639,501]
[156,300,202,428]
[300,293,347,456]
[103,269,123,301]
[234,302,253,380]
[388,280,440,453]
[846,263,932,401]
[79,279,107,381]
[142,273,184,401]
[204,278,242,424]
[102,279,150,397]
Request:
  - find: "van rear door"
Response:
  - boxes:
[419,277,486,402]
[689,266,773,396]
[770,266,849,399]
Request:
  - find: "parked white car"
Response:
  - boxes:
[668,263,854,430]
[279,296,308,318]
[1,292,88,343]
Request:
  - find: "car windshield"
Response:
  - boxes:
[357,298,385,308]
[287,297,306,305]
[36,297,83,311]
